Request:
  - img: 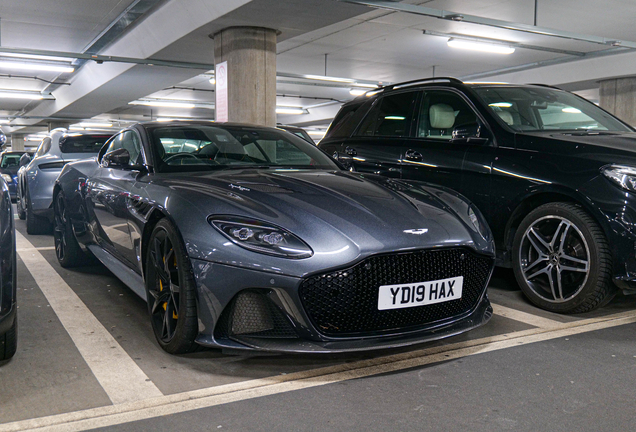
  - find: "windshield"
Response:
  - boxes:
[60,134,112,154]
[472,86,632,132]
[0,154,21,168]
[149,124,339,173]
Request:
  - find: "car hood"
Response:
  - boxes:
[151,169,493,277]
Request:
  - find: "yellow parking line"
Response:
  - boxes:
[491,303,562,328]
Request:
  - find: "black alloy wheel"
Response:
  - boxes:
[145,219,198,354]
[53,192,90,267]
[16,183,26,220]
[512,202,615,314]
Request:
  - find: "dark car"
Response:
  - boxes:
[53,121,494,354]
[0,177,17,361]
[277,124,314,143]
[0,150,27,201]
[319,77,636,314]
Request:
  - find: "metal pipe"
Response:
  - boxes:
[340,0,636,49]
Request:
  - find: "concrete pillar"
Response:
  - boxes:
[213,27,277,127]
[599,77,636,127]
[48,121,71,131]
[10,135,25,151]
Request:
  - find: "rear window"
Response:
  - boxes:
[324,98,372,139]
[0,154,21,168]
[60,135,112,153]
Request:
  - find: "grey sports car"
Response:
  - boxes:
[54,121,495,354]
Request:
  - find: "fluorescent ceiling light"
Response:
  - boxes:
[303,74,355,83]
[308,130,326,137]
[209,77,216,85]
[353,83,379,88]
[0,91,43,100]
[0,61,74,73]
[0,52,74,62]
[0,119,9,124]
[78,122,113,128]
[130,100,197,108]
[489,102,513,108]
[562,107,582,113]
[447,38,515,54]
[276,107,307,115]
[350,88,367,96]
[385,116,405,120]
[26,135,47,141]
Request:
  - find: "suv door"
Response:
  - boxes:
[86,131,144,269]
[401,89,494,212]
[336,90,419,178]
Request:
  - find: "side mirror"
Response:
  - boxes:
[451,124,489,145]
[19,153,32,168]
[101,148,131,168]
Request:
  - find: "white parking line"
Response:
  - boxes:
[16,246,55,252]
[15,231,163,405]
[491,303,562,328]
[3,309,636,432]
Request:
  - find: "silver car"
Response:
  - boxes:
[17,130,114,234]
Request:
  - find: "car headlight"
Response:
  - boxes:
[468,205,490,240]
[1,174,12,183]
[602,165,636,191]
[209,216,313,259]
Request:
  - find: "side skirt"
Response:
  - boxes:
[87,244,147,301]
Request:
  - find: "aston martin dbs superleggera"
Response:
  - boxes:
[54,121,495,354]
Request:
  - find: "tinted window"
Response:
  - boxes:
[103,131,143,166]
[148,125,339,173]
[60,134,111,153]
[325,98,370,139]
[418,91,479,139]
[356,91,417,137]
[473,86,631,132]
[1,154,21,168]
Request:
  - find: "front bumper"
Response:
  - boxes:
[191,249,494,353]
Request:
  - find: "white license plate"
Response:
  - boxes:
[377,276,463,311]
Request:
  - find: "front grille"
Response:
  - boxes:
[299,248,493,337]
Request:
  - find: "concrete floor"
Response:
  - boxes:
[1,215,636,431]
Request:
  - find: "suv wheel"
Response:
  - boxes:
[512,202,615,314]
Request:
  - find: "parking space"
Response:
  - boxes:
[2,212,635,431]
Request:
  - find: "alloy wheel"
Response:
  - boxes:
[53,194,67,262]
[519,215,590,303]
[148,228,181,343]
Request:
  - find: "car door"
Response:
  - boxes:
[86,130,145,269]
[400,88,494,213]
[336,90,419,178]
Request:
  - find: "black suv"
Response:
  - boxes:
[319,77,636,314]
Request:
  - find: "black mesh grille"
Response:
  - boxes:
[215,290,298,340]
[299,248,493,337]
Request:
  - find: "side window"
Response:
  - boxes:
[35,138,51,157]
[103,132,143,166]
[418,91,479,139]
[356,91,418,137]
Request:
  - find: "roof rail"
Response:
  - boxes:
[383,77,463,92]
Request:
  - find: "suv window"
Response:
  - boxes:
[325,98,370,139]
[103,131,143,166]
[0,154,21,168]
[418,91,479,139]
[356,91,418,137]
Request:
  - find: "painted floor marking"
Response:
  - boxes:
[3,309,636,432]
[15,231,163,405]
[16,246,55,252]
[491,303,562,328]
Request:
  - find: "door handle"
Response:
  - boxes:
[404,149,423,162]
[345,146,357,156]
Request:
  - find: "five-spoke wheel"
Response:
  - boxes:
[53,191,91,268]
[145,219,198,353]
[513,202,615,313]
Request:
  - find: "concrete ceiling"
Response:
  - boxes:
[1,0,636,143]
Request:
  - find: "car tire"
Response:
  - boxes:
[145,218,199,354]
[0,314,17,361]
[512,202,615,314]
[16,187,26,220]
[53,191,91,268]
[25,185,51,235]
